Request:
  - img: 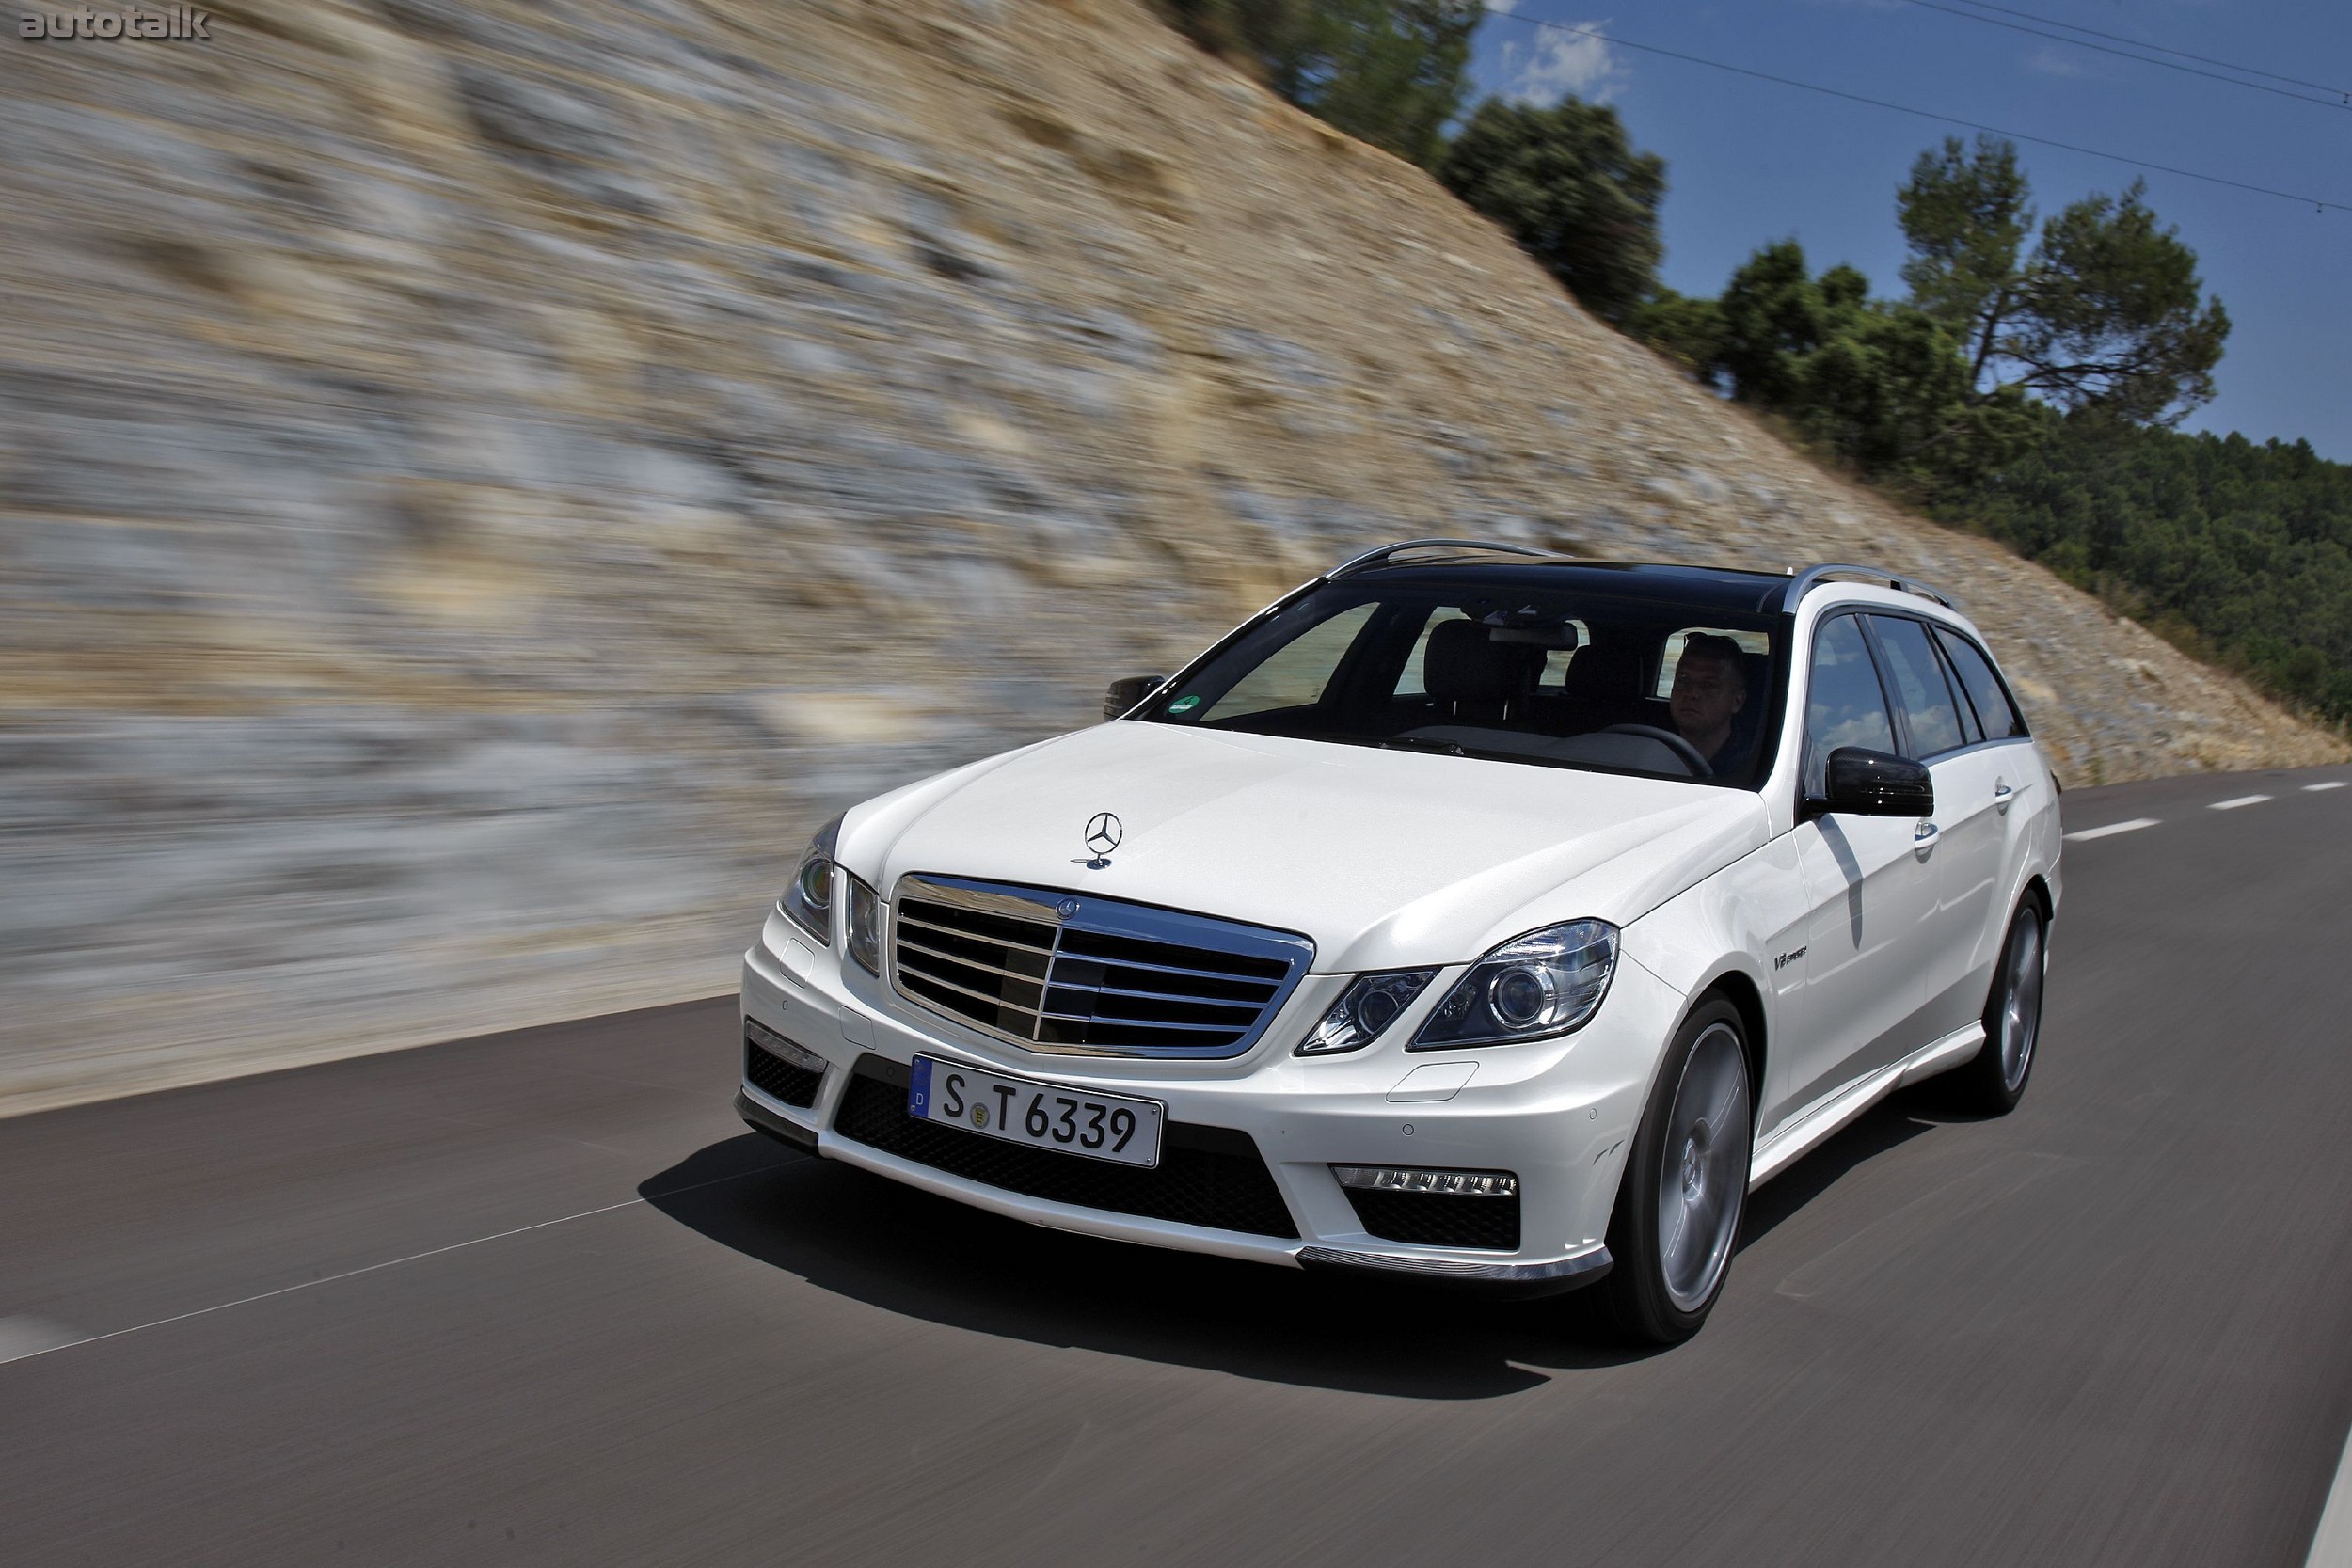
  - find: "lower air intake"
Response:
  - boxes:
[1343,1187,1522,1252]
[745,1034,821,1109]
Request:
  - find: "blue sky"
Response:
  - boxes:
[1465,1,2351,459]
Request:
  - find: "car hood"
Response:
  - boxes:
[841,722,1769,972]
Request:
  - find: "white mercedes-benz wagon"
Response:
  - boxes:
[737,543,2063,1341]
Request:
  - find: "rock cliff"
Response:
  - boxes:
[2,0,2340,1112]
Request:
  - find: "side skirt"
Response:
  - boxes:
[1748,1022,1985,1189]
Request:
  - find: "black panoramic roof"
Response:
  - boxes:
[1343,559,1799,617]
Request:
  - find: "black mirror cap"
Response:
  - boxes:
[1103,674,1168,721]
[1811,746,1935,818]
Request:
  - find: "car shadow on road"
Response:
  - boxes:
[1736,1083,1964,1251]
[643,1134,1662,1400]
[644,1085,1972,1401]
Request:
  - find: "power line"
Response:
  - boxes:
[1904,0,2348,113]
[1489,13,2351,214]
[1931,0,2352,103]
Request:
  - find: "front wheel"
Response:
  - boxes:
[1586,997,1753,1344]
[1942,902,2045,1116]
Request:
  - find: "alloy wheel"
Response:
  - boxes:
[1998,915,2044,1095]
[1656,1021,1751,1313]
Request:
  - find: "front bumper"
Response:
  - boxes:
[739,911,1677,1291]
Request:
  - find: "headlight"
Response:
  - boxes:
[1295,969,1438,1055]
[844,873,883,975]
[1412,919,1618,1049]
[777,814,843,944]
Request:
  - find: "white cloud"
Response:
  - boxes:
[1501,22,1627,106]
[1484,0,1520,13]
[2024,45,2084,77]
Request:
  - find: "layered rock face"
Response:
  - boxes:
[1,0,2339,1111]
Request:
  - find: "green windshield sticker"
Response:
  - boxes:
[1168,693,1201,714]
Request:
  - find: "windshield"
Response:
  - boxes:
[1137,573,1787,787]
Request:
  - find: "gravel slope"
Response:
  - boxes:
[1,0,2339,1111]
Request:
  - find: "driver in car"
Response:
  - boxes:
[1668,634,1750,773]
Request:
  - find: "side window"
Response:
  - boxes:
[1943,641,1984,747]
[1934,627,2029,739]
[1200,603,1376,722]
[1804,614,1897,795]
[1868,615,1967,758]
[1393,609,1471,698]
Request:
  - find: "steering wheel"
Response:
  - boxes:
[1602,723,1712,778]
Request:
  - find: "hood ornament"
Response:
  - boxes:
[1076,811,1122,869]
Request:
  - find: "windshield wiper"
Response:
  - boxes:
[1375,736,1467,756]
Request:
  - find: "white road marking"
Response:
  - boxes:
[0,1165,779,1370]
[2307,782,2348,793]
[2065,818,2159,842]
[2308,1418,2352,1566]
[2210,795,2273,811]
[0,1317,82,1366]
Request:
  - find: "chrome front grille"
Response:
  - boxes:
[889,874,1313,1059]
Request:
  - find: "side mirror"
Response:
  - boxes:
[1808,746,1934,818]
[1103,674,1168,721]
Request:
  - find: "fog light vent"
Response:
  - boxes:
[745,1019,826,1108]
[1332,1164,1517,1197]
[748,1017,827,1074]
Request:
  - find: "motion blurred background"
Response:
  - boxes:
[2,0,2343,1114]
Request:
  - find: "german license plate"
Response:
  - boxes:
[907,1055,1164,1169]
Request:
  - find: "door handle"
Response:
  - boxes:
[1994,779,2016,816]
[1914,820,1940,861]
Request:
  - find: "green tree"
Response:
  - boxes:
[1935,418,2352,722]
[1158,0,1480,168]
[1711,240,1847,406]
[1703,241,1983,483]
[1898,137,2230,424]
[1899,135,2034,376]
[1437,96,1666,325]
[1789,306,1976,482]
[1305,0,1483,166]
[1628,285,1724,377]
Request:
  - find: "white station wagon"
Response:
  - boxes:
[738,543,2063,1341]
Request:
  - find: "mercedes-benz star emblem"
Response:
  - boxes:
[1077,811,1122,868]
[1055,898,1081,920]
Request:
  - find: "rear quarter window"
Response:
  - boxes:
[1933,626,2029,739]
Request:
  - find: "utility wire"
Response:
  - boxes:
[1905,0,2348,112]
[1930,0,2352,103]
[1489,12,2351,214]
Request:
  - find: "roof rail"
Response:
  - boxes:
[1784,562,1958,610]
[1324,538,1565,580]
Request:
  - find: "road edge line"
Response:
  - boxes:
[0,1164,783,1370]
[2310,1419,2352,1567]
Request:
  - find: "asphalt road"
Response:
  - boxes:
[5,765,2351,1567]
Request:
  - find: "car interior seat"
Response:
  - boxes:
[1555,643,1654,732]
[1422,619,1543,725]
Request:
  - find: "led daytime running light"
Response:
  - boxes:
[747,1017,828,1076]
[1332,1164,1518,1197]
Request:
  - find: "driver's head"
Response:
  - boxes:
[1669,635,1749,749]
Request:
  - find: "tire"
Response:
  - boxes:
[1942,901,2046,1116]
[1586,996,1754,1345]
